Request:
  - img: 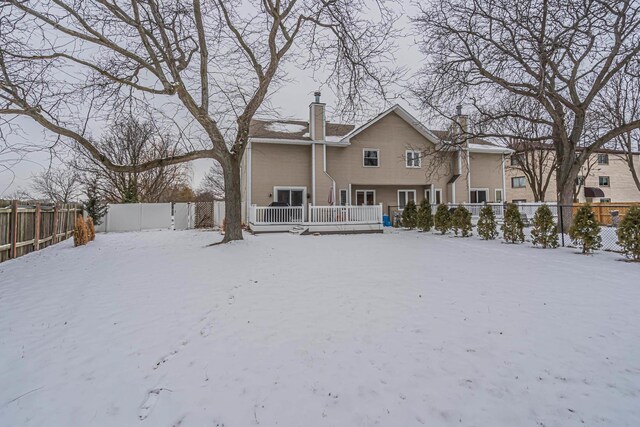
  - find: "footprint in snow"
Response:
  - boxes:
[138,388,167,420]
[227,295,235,305]
[153,340,189,369]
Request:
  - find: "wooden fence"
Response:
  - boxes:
[572,202,640,226]
[0,200,82,263]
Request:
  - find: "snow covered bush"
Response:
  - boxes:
[531,204,558,248]
[416,199,433,232]
[74,215,88,247]
[616,206,640,261]
[401,200,418,229]
[569,204,602,254]
[86,217,96,241]
[477,204,498,240]
[434,203,451,234]
[502,203,524,243]
[451,206,472,237]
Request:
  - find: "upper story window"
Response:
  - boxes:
[511,176,526,188]
[363,149,380,167]
[510,154,524,166]
[597,153,609,165]
[599,176,610,187]
[405,150,421,168]
[575,176,585,186]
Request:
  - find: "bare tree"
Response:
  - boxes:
[198,163,225,201]
[31,166,82,203]
[597,70,640,192]
[413,0,640,218]
[507,143,556,202]
[0,0,398,243]
[76,116,190,203]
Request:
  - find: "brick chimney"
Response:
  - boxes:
[309,91,325,141]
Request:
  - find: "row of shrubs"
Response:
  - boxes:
[74,215,96,246]
[399,200,640,261]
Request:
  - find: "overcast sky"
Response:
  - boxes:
[0,3,426,197]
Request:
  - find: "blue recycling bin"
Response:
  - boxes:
[383,215,391,227]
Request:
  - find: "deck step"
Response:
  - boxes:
[288,226,308,235]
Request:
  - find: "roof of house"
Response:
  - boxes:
[249,119,354,142]
[249,104,512,153]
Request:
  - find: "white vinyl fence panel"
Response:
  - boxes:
[97,203,172,232]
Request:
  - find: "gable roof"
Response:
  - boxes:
[249,119,354,142]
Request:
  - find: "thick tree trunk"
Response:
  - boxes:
[221,156,243,242]
[556,164,580,230]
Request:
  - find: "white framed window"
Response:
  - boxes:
[512,199,527,203]
[405,150,421,168]
[424,189,431,204]
[510,154,524,166]
[597,154,609,165]
[397,189,416,209]
[470,188,488,204]
[355,190,376,205]
[273,186,306,206]
[363,149,380,167]
[495,189,504,203]
[338,188,349,206]
[600,198,611,203]
[433,188,442,205]
[511,176,526,188]
[575,176,585,186]
[599,176,610,187]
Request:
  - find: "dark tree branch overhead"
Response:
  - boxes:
[413,0,640,210]
[0,0,399,242]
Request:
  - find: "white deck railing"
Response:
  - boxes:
[249,205,304,224]
[249,204,383,225]
[308,204,383,224]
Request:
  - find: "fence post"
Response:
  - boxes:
[34,203,41,251]
[559,205,565,247]
[52,203,59,244]
[10,200,18,259]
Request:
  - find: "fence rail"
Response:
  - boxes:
[308,205,383,224]
[0,200,82,263]
[249,205,305,224]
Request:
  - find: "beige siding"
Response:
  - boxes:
[250,143,312,206]
[469,152,505,202]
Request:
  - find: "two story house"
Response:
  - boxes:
[242,94,512,232]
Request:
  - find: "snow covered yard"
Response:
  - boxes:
[1,230,639,427]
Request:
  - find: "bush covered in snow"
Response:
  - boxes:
[569,204,602,254]
[477,204,498,240]
[616,206,640,261]
[451,206,472,237]
[416,199,433,232]
[434,203,451,234]
[502,203,524,244]
[531,205,558,248]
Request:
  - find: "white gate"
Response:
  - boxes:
[173,203,194,230]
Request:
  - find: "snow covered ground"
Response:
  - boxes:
[1,230,639,427]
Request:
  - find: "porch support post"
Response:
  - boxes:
[430,184,435,204]
[501,153,507,202]
[311,143,316,206]
[348,183,352,205]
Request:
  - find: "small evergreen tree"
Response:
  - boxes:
[477,204,498,240]
[84,177,107,225]
[434,203,451,234]
[531,204,558,248]
[416,199,433,232]
[451,206,472,237]
[502,203,525,243]
[74,215,88,246]
[401,200,418,229]
[568,204,602,254]
[616,206,640,261]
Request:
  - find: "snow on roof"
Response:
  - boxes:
[265,122,307,134]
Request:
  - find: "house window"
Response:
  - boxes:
[363,149,380,167]
[470,189,488,204]
[575,176,585,186]
[597,154,609,165]
[425,189,431,204]
[397,190,416,209]
[355,190,376,205]
[405,150,421,168]
[512,199,527,203]
[600,198,611,203]
[511,176,526,188]
[495,189,504,202]
[434,189,442,205]
[339,189,348,206]
[599,176,610,187]
[275,187,305,206]
[510,154,524,166]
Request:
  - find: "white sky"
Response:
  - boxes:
[0,3,426,197]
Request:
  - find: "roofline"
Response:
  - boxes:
[248,137,350,147]
[468,145,514,154]
[339,104,441,145]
